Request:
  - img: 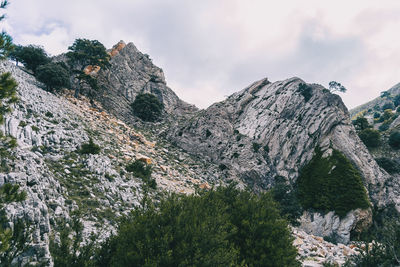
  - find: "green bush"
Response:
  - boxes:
[352,117,370,131]
[131,93,163,122]
[358,128,381,148]
[375,157,400,174]
[271,176,302,225]
[378,122,390,132]
[126,160,155,189]
[78,138,100,154]
[382,102,394,111]
[0,72,18,124]
[36,62,71,92]
[252,142,261,152]
[96,185,300,267]
[297,147,370,217]
[298,83,312,102]
[389,131,400,149]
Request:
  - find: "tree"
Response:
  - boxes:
[36,62,71,92]
[329,81,347,93]
[0,72,18,124]
[353,117,371,131]
[66,39,110,98]
[131,93,164,122]
[0,183,31,265]
[358,128,381,148]
[0,1,13,59]
[8,45,50,73]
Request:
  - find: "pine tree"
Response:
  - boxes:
[0,72,18,123]
[66,39,110,98]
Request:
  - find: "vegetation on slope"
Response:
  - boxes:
[51,185,300,267]
[297,147,370,217]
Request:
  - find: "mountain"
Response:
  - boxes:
[1,41,400,265]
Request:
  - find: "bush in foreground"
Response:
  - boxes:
[96,185,300,266]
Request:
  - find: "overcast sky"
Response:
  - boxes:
[3,0,400,109]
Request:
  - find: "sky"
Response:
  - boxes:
[2,0,400,109]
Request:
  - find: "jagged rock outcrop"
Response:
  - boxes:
[95,41,197,122]
[167,77,393,242]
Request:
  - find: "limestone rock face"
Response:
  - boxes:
[168,78,387,199]
[167,77,395,241]
[96,41,197,122]
[299,209,372,244]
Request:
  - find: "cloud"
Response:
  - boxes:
[4,0,400,109]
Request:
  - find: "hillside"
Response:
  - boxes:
[1,41,400,266]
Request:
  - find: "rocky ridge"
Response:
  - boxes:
[95,41,197,123]
[166,76,395,243]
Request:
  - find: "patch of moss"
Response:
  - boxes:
[297,147,370,217]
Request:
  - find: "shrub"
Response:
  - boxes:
[126,160,155,189]
[382,102,394,111]
[36,62,71,92]
[389,131,400,149]
[374,112,381,119]
[95,185,300,267]
[358,128,381,148]
[219,163,228,171]
[252,142,261,152]
[378,122,390,132]
[375,157,400,174]
[297,147,370,217]
[205,129,211,138]
[131,93,163,122]
[353,117,370,131]
[0,72,18,124]
[9,45,50,73]
[298,83,312,102]
[78,138,100,154]
[271,176,302,225]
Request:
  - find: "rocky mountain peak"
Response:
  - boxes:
[95,41,197,123]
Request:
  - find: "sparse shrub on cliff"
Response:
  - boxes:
[131,93,163,122]
[126,160,156,189]
[78,138,100,154]
[382,102,394,111]
[352,117,371,131]
[358,128,381,148]
[252,142,261,152]
[298,83,312,102]
[375,157,400,174]
[297,147,370,218]
[95,185,300,267]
